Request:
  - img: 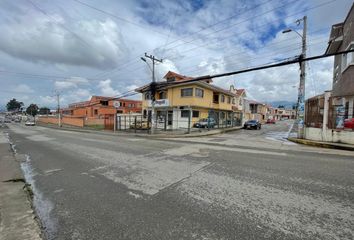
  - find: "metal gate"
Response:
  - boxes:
[104,114,115,130]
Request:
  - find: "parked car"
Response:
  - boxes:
[4,118,11,123]
[14,118,21,123]
[243,120,261,130]
[344,118,354,129]
[25,121,35,126]
[266,118,276,124]
[194,118,216,128]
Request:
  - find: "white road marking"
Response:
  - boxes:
[26,135,55,142]
[44,168,62,175]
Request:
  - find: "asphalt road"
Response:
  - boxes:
[4,121,354,240]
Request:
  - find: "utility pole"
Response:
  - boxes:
[141,53,163,134]
[55,91,61,127]
[297,16,307,139]
[282,16,307,139]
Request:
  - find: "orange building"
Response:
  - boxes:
[62,96,142,118]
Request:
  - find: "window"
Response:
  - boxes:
[221,95,225,103]
[239,99,243,106]
[192,111,199,118]
[100,100,108,106]
[181,110,190,118]
[159,91,167,99]
[181,88,193,97]
[128,103,132,107]
[342,43,354,72]
[195,88,204,98]
[145,93,151,100]
[227,96,231,104]
[232,98,235,104]
[94,109,98,115]
[213,93,219,103]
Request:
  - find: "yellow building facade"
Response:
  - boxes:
[136,71,241,129]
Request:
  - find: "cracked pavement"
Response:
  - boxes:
[4,121,354,240]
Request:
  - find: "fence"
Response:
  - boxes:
[305,95,324,128]
[117,110,243,134]
[38,110,243,134]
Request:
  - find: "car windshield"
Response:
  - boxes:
[248,120,257,123]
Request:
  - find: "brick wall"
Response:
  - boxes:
[38,116,85,127]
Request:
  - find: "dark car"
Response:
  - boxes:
[243,120,261,130]
[194,118,216,128]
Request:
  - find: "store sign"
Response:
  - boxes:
[113,101,120,108]
[147,99,169,107]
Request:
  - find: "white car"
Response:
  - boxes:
[25,121,35,126]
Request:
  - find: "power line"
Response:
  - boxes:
[163,0,336,60]
[84,0,278,79]
[26,0,94,49]
[96,0,335,79]
[166,49,354,86]
[183,38,328,76]
[0,70,103,81]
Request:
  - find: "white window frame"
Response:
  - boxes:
[181,88,193,97]
[342,42,354,73]
[195,88,204,98]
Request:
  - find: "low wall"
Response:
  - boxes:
[38,116,84,127]
[85,118,104,126]
[304,127,354,145]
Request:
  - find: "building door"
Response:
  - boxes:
[167,111,173,126]
[345,101,349,119]
[104,114,115,130]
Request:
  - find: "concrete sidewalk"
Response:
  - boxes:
[288,137,354,151]
[0,129,42,240]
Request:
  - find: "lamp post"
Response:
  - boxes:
[282,16,307,139]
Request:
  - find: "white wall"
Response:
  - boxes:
[304,127,354,145]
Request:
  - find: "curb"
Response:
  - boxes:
[287,137,354,151]
[36,122,242,138]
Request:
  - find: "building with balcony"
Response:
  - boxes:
[325,3,354,123]
[135,71,241,129]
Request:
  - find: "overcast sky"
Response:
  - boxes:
[0,0,352,108]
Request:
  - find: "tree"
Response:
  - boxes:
[278,105,285,109]
[6,98,24,112]
[26,104,39,117]
[39,107,50,115]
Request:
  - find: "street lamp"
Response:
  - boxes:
[282,16,307,139]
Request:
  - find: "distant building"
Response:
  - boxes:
[62,96,142,119]
[243,100,268,122]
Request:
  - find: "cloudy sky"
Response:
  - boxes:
[0,0,352,108]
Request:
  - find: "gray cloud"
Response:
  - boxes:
[0,14,128,69]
